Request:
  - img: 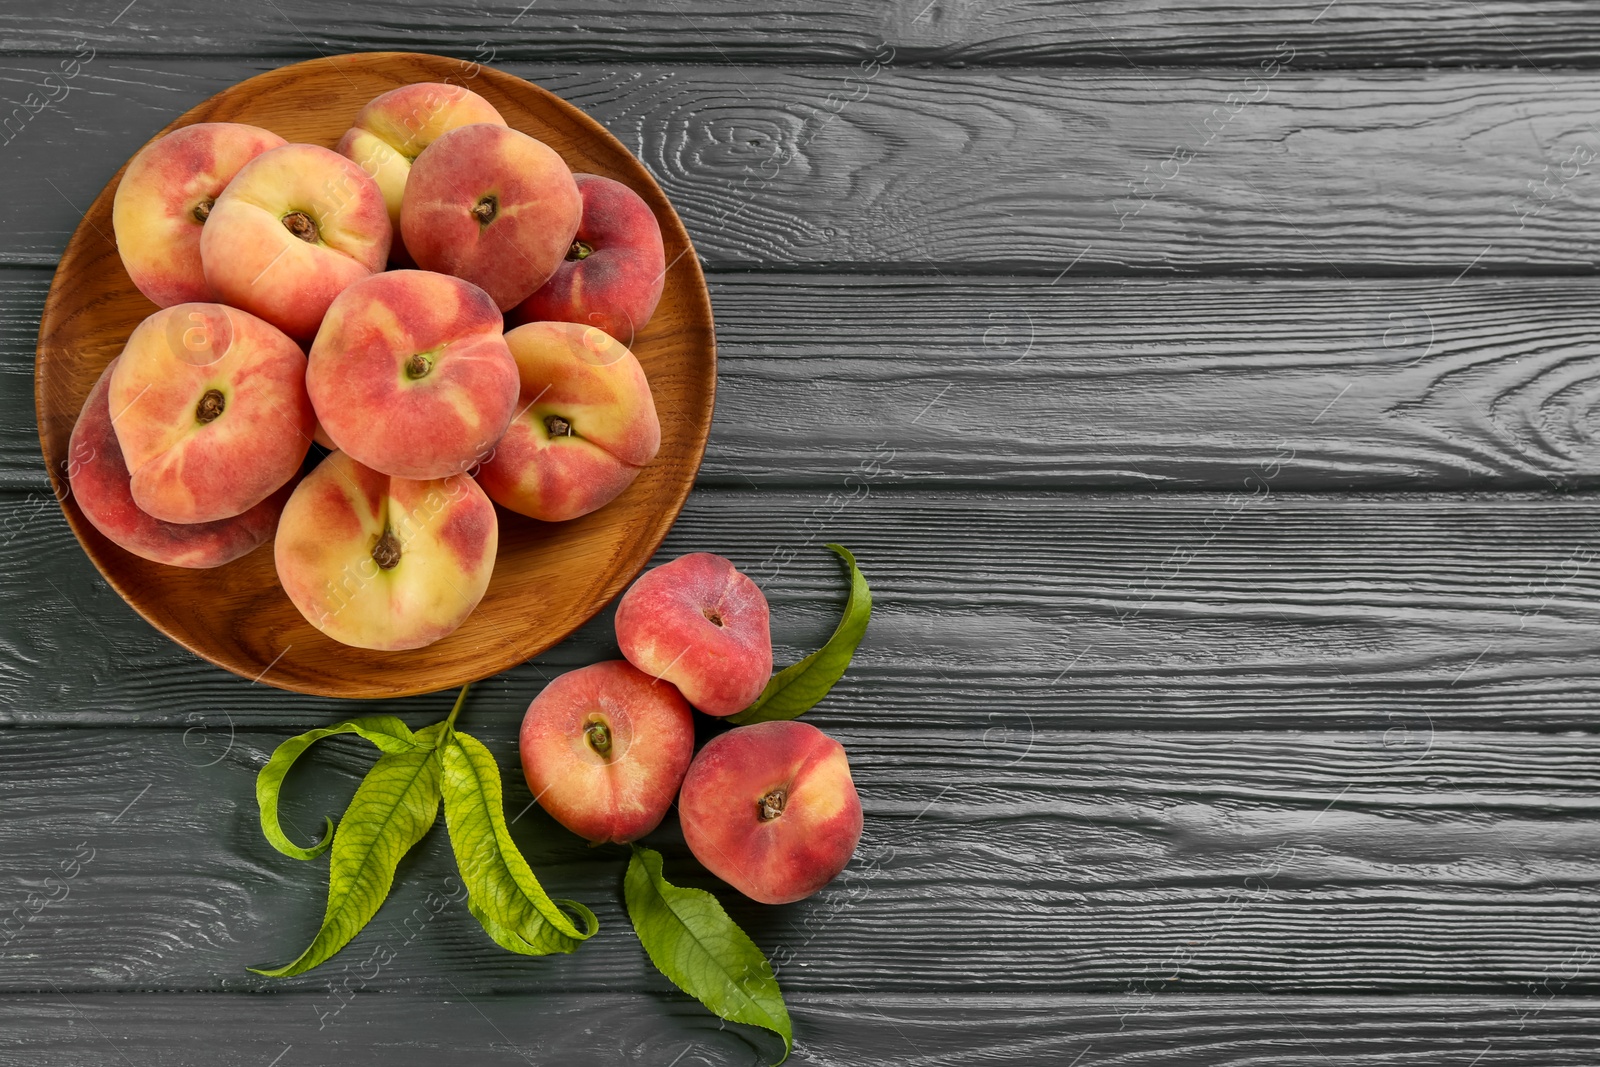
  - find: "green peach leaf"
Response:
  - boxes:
[465,896,597,957]
[440,729,598,955]
[249,722,447,978]
[256,716,424,861]
[729,543,871,725]
[625,845,792,1064]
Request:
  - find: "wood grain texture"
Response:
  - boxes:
[3,725,1598,995]
[11,272,1600,493]
[5,60,1600,273]
[1,10,1597,1059]
[33,52,716,697]
[7,488,1600,732]
[700,275,1600,491]
[11,1,1600,69]
[2,993,1598,1065]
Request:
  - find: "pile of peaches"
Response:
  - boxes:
[69,82,668,650]
[531,551,863,906]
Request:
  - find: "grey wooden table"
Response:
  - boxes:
[4,2,1600,1063]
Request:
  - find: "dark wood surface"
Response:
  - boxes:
[4,725,1599,993]
[5,993,1600,1066]
[13,1,1600,67]
[8,61,1600,274]
[4,3,1599,1063]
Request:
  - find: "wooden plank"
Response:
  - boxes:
[7,487,1600,731]
[701,274,1600,491]
[9,271,1600,493]
[4,59,1599,272]
[0,271,40,493]
[1,992,1598,1065]
[2,725,1597,994]
[10,1,1600,69]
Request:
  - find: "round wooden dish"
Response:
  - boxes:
[34,53,715,699]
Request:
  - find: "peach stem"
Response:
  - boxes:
[194,389,225,424]
[757,788,787,821]
[585,719,613,757]
[371,529,402,570]
[281,210,319,243]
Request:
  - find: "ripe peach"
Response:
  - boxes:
[336,82,507,244]
[678,720,863,905]
[201,143,391,339]
[108,303,313,524]
[474,321,660,522]
[274,449,498,651]
[112,122,286,308]
[400,124,580,310]
[515,173,665,346]
[69,358,286,568]
[307,270,518,480]
[519,660,695,844]
[614,552,773,716]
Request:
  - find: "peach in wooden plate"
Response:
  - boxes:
[401,123,580,311]
[275,449,497,652]
[515,172,666,347]
[70,358,288,569]
[201,143,391,340]
[112,121,286,308]
[475,321,660,523]
[308,269,518,481]
[336,81,507,250]
[109,302,313,524]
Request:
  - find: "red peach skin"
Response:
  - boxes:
[274,450,498,651]
[515,173,666,346]
[336,82,507,245]
[400,123,580,311]
[112,122,286,308]
[519,660,695,844]
[307,270,518,480]
[200,143,391,339]
[475,322,660,522]
[614,552,773,716]
[678,720,864,905]
[108,303,314,524]
[68,358,286,568]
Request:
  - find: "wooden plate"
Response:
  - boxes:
[34,53,715,699]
